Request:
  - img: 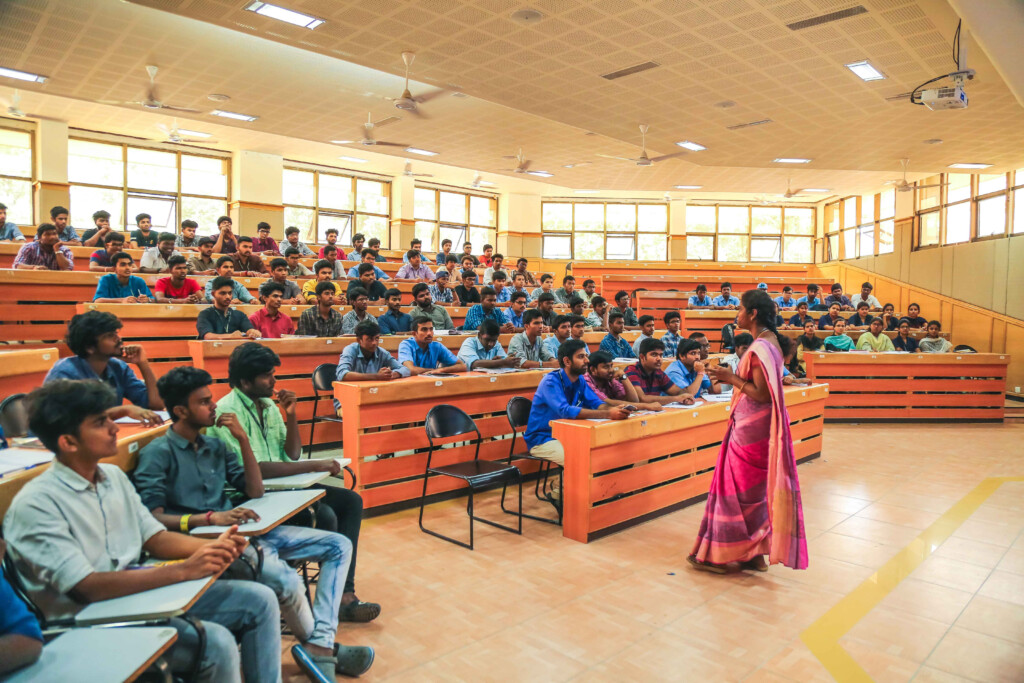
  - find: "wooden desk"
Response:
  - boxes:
[804,352,1009,422]
[0,347,58,398]
[3,626,178,683]
[189,489,326,537]
[553,383,828,543]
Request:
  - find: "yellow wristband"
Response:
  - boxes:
[179,514,192,532]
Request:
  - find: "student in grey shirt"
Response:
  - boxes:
[340,286,377,335]
[283,226,316,256]
[507,310,558,368]
[408,282,456,331]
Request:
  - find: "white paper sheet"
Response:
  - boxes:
[114,410,171,424]
[0,448,54,477]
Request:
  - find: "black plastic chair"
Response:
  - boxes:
[0,393,29,440]
[308,363,355,488]
[720,323,738,352]
[418,404,522,550]
[500,396,562,525]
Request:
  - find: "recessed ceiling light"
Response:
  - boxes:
[948,162,992,169]
[526,170,554,177]
[676,141,706,152]
[510,8,545,24]
[330,140,356,145]
[175,128,212,138]
[0,66,48,83]
[338,156,368,164]
[773,157,811,164]
[207,94,231,102]
[405,147,438,156]
[574,190,599,194]
[802,188,831,193]
[714,100,737,109]
[211,109,258,122]
[673,185,702,190]
[245,1,324,29]
[922,138,943,145]
[845,60,886,81]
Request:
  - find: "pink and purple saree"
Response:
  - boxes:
[690,337,808,569]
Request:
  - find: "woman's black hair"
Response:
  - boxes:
[66,310,123,357]
[27,379,118,454]
[740,289,779,339]
[227,342,281,388]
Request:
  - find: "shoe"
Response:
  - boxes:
[291,644,335,682]
[333,643,375,677]
[339,599,381,623]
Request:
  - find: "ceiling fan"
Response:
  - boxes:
[498,148,531,173]
[154,121,218,144]
[471,172,496,189]
[597,124,686,166]
[333,112,408,147]
[403,161,432,178]
[384,51,446,118]
[102,66,200,112]
[885,158,947,193]
[1,90,26,117]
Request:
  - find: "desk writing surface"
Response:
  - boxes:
[74,576,215,626]
[189,489,325,536]
[263,470,334,490]
[2,626,178,683]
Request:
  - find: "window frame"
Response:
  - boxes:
[0,125,36,226]
[683,204,814,264]
[413,186,497,253]
[540,200,669,262]
[913,170,1018,249]
[282,165,391,247]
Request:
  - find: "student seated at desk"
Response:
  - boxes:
[599,312,635,359]
[504,290,528,331]
[688,331,712,361]
[900,303,928,329]
[129,213,158,248]
[712,283,739,310]
[175,219,200,249]
[879,303,899,331]
[434,237,453,266]
[229,236,268,277]
[264,258,302,303]
[455,270,482,307]
[514,257,536,286]
[80,209,113,247]
[154,255,203,304]
[543,314,573,359]
[586,296,609,331]
[186,236,217,275]
[197,276,260,340]
[856,317,895,351]
[774,286,797,310]
[823,318,855,351]
[625,338,696,407]
[850,281,881,310]
[660,311,683,358]
[434,257,460,290]
[666,339,720,398]
[460,241,479,267]
[398,319,467,374]
[248,281,296,339]
[457,254,477,284]
[507,310,559,368]
[491,270,511,303]
[529,273,555,302]
[251,221,279,256]
[346,250,389,280]
[428,271,455,306]
[341,286,377,334]
[409,283,456,332]
[482,253,506,285]
[689,284,713,308]
[787,301,812,329]
[794,319,824,374]
[376,288,412,334]
[584,350,652,408]
[321,245,346,280]
[139,233,181,274]
[149,364,379,674]
[284,247,313,277]
[3,380,282,683]
[282,226,315,257]
[568,295,585,318]
[0,202,25,241]
[458,319,519,371]
[89,231,127,272]
[93,253,153,303]
[797,283,823,309]
[395,249,436,282]
[0,538,43,675]
[631,315,656,358]
[14,223,73,270]
[479,243,494,267]
[45,310,165,417]
[569,314,589,352]
[401,239,423,263]
[302,260,345,305]
[212,216,238,255]
[536,292,557,329]
[776,336,811,386]
[203,257,255,304]
[507,271,531,302]
[367,237,386,262]
[893,320,919,352]
[49,205,81,245]
[824,283,853,310]
[523,340,631,489]
[346,233,365,261]
[553,275,577,305]
[318,227,344,260]
[610,290,640,328]
[337,320,411,388]
[296,281,344,337]
[847,301,875,330]
[464,286,514,333]
[818,303,844,330]
[919,321,953,353]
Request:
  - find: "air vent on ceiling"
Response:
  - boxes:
[787,6,867,31]
[600,61,660,80]
[726,119,773,130]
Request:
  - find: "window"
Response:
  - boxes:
[686,204,814,263]
[283,166,390,246]
[0,128,33,225]
[541,201,668,261]
[413,187,496,253]
[67,138,229,235]
[914,170,1017,247]
[1014,170,1024,235]
[878,190,895,255]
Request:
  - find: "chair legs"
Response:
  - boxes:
[419,472,523,550]
[501,460,563,525]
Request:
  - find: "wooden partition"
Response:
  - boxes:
[553,384,827,543]
[0,347,58,399]
[804,352,1009,422]
[571,261,829,298]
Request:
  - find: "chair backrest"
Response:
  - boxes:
[721,323,737,350]
[953,344,977,353]
[311,364,339,394]
[506,396,531,431]
[424,404,479,442]
[0,393,29,439]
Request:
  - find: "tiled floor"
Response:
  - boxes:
[283,423,1024,682]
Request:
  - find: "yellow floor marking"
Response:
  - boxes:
[801,476,1024,682]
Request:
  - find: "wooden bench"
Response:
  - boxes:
[554,383,828,543]
[804,352,1010,422]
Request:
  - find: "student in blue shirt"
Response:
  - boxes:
[435,238,453,266]
[398,319,467,375]
[0,538,43,675]
[203,257,255,304]
[347,250,390,280]
[774,286,797,310]
[505,291,528,330]
[543,314,573,359]
[712,283,740,309]
[796,283,823,309]
[375,288,413,334]
[665,339,719,398]
[0,202,25,242]
[688,284,713,308]
[346,233,365,261]
[463,286,515,333]
[457,319,518,370]
[491,270,511,302]
[598,312,635,358]
[335,320,410,412]
[523,340,630,480]
[824,283,853,310]
[43,310,165,415]
[93,252,154,303]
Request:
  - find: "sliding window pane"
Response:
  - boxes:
[181,196,228,236]
[842,198,857,229]
[685,205,716,233]
[468,227,494,250]
[414,188,436,220]
[356,214,388,245]
[858,225,874,256]
[415,221,437,250]
[637,234,666,260]
[637,204,667,232]
[0,129,32,178]
[947,174,971,203]
[69,140,123,186]
[750,237,781,262]
[127,193,175,231]
[783,236,813,263]
[181,155,228,197]
[439,225,466,250]
[878,219,894,254]
[574,203,604,232]
[919,211,939,246]
[542,203,572,231]
[543,234,571,259]
[284,206,316,241]
[283,170,315,206]
[127,148,177,192]
[469,195,495,227]
[842,228,857,258]
[318,214,352,244]
[826,234,839,261]
[606,204,636,232]
[978,173,1006,195]
[686,234,714,260]
[978,195,1006,237]
[718,206,748,234]
[70,185,124,230]
[717,234,748,261]
[356,180,388,215]
[0,177,32,225]
[945,202,970,244]
[879,190,895,219]
[573,231,603,259]
[918,176,942,210]
[861,195,874,224]
[751,207,781,235]
[784,208,814,235]
[319,174,354,211]
[606,235,635,260]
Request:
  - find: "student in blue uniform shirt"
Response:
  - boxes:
[788,301,813,328]
[375,288,413,334]
[774,286,797,310]
[397,319,467,374]
[543,315,573,359]
[598,312,635,358]
[92,252,154,303]
[504,291,528,329]
[457,319,519,370]
[666,339,719,398]
[0,538,43,675]
[688,284,713,308]
[491,271,512,302]
[712,283,740,309]
[796,283,823,309]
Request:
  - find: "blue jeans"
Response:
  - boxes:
[256,525,351,650]
[169,579,282,683]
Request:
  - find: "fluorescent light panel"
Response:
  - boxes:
[802,188,831,193]
[245,1,324,29]
[846,60,886,81]
[948,162,992,169]
[673,185,702,189]
[176,128,212,138]
[527,170,554,177]
[773,157,811,163]
[211,109,258,122]
[675,141,706,152]
[0,66,48,83]
[405,147,437,156]
[338,156,367,163]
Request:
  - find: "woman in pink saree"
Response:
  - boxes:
[687,289,808,573]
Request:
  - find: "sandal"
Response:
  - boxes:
[291,644,335,683]
[687,554,729,574]
[339,599,382,623]
[334,643,375,677]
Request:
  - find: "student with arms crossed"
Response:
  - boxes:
[187,236,218,275]
[248,281,296,339]
[376,287,413,334]
[137,365,375,678]
[92,253,153,303]
[44,310,165,417]
[409,282,456,332]
[89,231,127,272]
[264,257,303,303]
[599,312,635,359]
[297,281,345,337]
[197,277,261,340]
[129,213,158,248]
[154,255,204,303]
[302,260,345,305]
[856,317,895,351]
[14,223,73,270]
[80,209,113,247]
[458,319,521,371]
[507,310,559,368]
[203,257,255,304]
[584,350,657,410]
[139,232,181,273]
[625,337,697,406]
[3,379,280,683]
[398,319,467,375]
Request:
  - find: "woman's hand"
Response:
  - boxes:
[709,365,734,384]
